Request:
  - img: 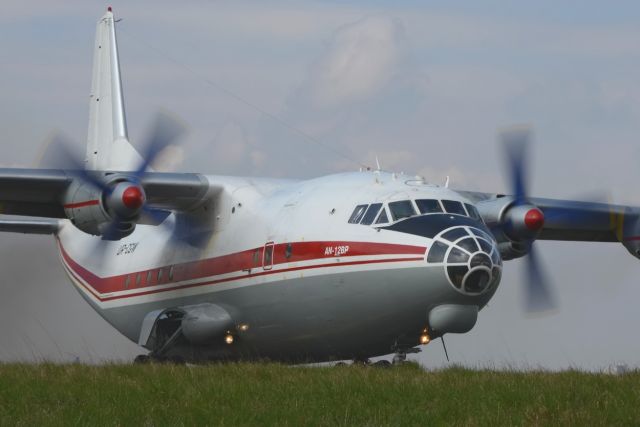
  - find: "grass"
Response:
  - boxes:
[0,362,639,426]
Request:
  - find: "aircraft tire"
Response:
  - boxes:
[134,354,151,364]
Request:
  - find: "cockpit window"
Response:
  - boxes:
[465,203,481,220]
[415,199,443,214]
[375,208,389,224]
[360,203,382,225]
[348,204,368,224]
[388,200,416,221]
[442,200,467,216]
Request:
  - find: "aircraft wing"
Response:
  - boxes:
[0,168,211,219]
[531,197,625,242]
[461,190,635,244]
[0,217,61,235]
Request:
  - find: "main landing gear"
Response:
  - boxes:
[344,349,420,368]
[392,346,421,365]
[133,354,186,364]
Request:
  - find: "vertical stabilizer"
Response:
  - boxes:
[86,7,142,171]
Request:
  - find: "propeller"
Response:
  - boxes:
[500,126,556,313]
[41,111,188,241]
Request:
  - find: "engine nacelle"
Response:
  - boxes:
[477,196,545,260]
[497,241,530,261]
[63,177,145,239]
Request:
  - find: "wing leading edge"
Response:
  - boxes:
[0,168,211,220]
[463,190,640,260]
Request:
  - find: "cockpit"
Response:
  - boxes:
[348,197,501,296]
[348,199,482,226]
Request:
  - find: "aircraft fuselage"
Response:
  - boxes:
[57,170,501,362]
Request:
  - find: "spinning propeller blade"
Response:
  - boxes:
[41,113,196,249]
[133,110,187,179]
[500,126,556,313]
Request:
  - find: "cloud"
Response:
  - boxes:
[300,16,404,109]
[215,121,249,166]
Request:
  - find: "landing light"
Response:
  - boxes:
[420,333,431,345]
[224,334,234,345]
[237,323,249,332]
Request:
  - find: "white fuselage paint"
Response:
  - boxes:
[56,171,499,362]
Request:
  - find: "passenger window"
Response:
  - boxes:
[388,200,416,221]
[157,269,163,283]
[375,208,389,224]
[348,205,368,224]
[442,200,467,216]
[146,270,152,285]
[168,266,174,281]
[135,273,141,287]
[124,275,130,289]
[285,243,292,259]
[416,199,443,214]
[253,248,262,267]
[465,203,481,220]
[360,203,382,225]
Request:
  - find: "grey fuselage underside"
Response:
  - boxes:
[67,259,494,363]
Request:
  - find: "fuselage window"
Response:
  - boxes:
[157,269,163,283]
[348,204,368,224]
[442,200,467,216]
[146,270,153,285]
[388,200,416,221]
[168,266,174,281]
[375,208,389,224]
[124,275,130,289]
[253,248,262,267]
[416,199,443,214]
[360,203,382,225]
[465,203,481,220]
[285,243,292,259]
[135,273,141,287]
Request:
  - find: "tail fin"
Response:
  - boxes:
[86,7,142,171]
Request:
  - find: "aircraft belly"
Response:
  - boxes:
[70,264,475,362]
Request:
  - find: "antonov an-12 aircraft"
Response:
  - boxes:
[2,8,638,364]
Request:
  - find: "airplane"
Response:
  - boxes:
[1,8,639,365]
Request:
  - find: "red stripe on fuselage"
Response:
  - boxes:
[58,241,427,301]
[62,256,425,302]
[63,200,100,209]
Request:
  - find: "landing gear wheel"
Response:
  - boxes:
[165,355,186,365]
[392,353,407,365]
[373,360,392,368]
[134,354,151,364]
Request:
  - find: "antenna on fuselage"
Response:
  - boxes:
[375,156,382,171]
[441,336,450,362]
[444,176,450,188]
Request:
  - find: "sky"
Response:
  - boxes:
[1,0,640,370]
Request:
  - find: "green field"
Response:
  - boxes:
[0,362,638,426]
